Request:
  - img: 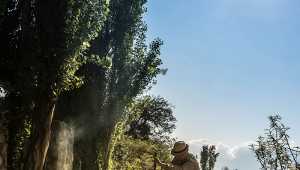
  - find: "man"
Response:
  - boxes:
[155,141,200,170]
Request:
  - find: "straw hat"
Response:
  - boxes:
[171,141,189,156]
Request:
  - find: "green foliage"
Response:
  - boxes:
[110,99,175,170]
[111,135,172,170]
[87,0,165,104]
[54,0,110,94]
[0,0,109,102]
[126,95,176,142]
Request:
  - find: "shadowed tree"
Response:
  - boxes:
[0,0,108,169]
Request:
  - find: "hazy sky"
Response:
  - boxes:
[146,0,300,169]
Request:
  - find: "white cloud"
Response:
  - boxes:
[187,139,260,170]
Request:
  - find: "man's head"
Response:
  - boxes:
[171,141,189,159]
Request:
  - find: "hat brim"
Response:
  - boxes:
[171,144,189,155]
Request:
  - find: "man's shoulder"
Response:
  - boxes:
[184,158,199,167]
[186,158,200,169]
[187,158,199,164]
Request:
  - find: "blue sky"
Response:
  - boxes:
[146,0,300,169]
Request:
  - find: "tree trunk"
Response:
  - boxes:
[0,115,7,170]
[45,121,74,170]
[23,96,56,170]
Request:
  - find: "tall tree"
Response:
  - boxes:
[0,0,108,169]
[55,0,166,169]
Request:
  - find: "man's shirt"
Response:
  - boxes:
[162,158,200,170]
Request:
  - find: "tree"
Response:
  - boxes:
[54,0,166,169]
[111,134,173,170]
[250,115,300,170]
[208,145,219,170]
[125,95,176,142]
[110,96,176,170]
[0,0,108,169]
[1,0,165,169]
[200,145,219,170]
